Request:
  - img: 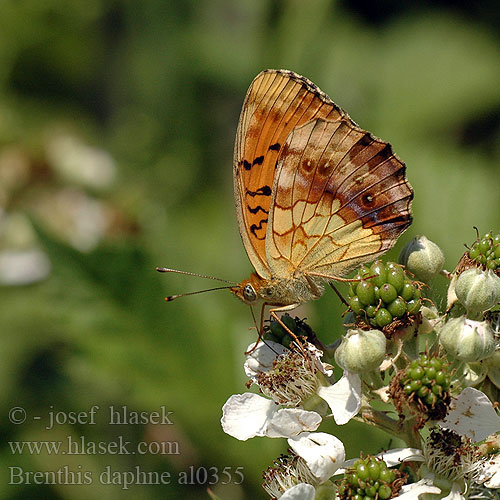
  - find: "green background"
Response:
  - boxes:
[1,1,499,499]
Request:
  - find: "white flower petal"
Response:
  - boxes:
[288,432,345,483]
[441,387,500,441]
[441,482,465,500]
[267,408,322,438]
[279,482,315,500]
[377,447,425,467]
[317,371,361,425]
[221,393,278,440]
[395,478,441,499]
[485,467,500,489]
[244,341,288,379]
[475,455,500,488]
[306,343,333,377]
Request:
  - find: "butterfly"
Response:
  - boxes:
[229,69,413,326]
[159,69,413,334]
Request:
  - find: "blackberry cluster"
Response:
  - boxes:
[468,231,500,271]
[348,261,422,329]
[337,456,400,500]
[401,354,451,408]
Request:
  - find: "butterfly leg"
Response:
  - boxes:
[244,303,268,355]
[268,304,309,357]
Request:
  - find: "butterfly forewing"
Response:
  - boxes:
[233,70,345,279]
[266,118,413,278]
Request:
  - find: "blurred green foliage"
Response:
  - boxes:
[0,1,499,499]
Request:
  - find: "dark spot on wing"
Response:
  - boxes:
[243,160,252,170]
[348,133,374,159]
[250,218,268,240]
[252,155,264,166]
[374,144,393,162]
[359,133,373,147]
[362,193,375,207]
[247,204,269,215]
[246,185,272,197]
[269,142,281,151]
[388,214,411,225]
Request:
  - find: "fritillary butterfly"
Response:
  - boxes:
[230,69,413,323]
[159,70,413,333]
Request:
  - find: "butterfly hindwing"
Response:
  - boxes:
[233,70,345,278]
[266,118,413,278]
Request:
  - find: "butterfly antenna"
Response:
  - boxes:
[156,267,236,285]
[165,286,234,302]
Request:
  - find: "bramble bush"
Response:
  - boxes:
[221,232,500,500]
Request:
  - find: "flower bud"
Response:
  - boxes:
[439,316,495,362]
[399,235,444,281]
[454,268,500,317]
[335,329,386,373]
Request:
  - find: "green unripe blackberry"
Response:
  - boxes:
[387,266,405,292]
[337,456,401,500]
[348,260,423,330]
[375,308,392,328]
[379,283,397,303]
[400,354,451,410]
[406,299,422,315]
[370,261,387,287]
[468,231,500,272]
[349,296,363,314]
[401,281,415,301]
[357,281,376,305]
[387,298,406,318]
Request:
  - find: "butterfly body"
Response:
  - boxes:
[231,69,413,314]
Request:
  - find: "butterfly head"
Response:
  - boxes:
[230,274,263,305]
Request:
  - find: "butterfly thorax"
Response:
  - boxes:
[231,272,324,307]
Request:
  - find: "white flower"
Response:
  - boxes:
[262,432,345,498]
[221,341,362,440]
[441,387,500,442]
[221,392,321,440]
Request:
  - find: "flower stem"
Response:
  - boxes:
[357,406,421,449]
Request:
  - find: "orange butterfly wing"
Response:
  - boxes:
[266,118,413,278]
[233,70,345,278]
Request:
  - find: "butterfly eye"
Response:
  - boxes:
[243,284,257,302]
